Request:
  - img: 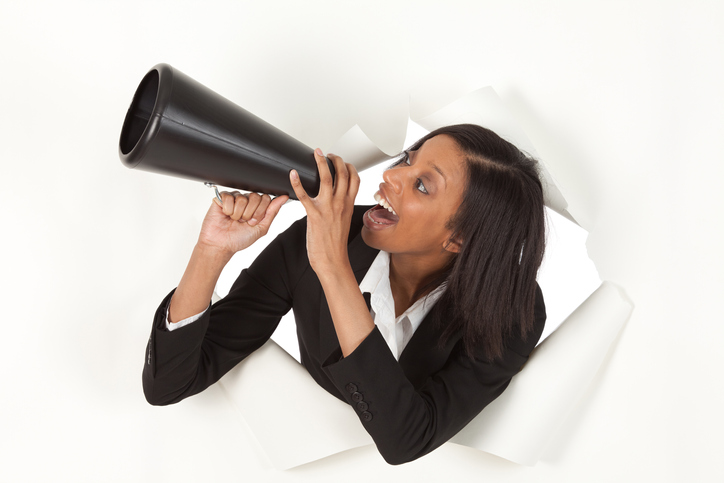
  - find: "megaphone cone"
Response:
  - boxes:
[119,63,334,199]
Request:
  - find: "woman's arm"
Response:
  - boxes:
[143,192,295,405]
[316,264,375,357]
[143,217,306,405]
[289,149,373,356]
[168,191,287,323]
[168,244,231,323]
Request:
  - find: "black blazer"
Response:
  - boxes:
[143,205,546,465]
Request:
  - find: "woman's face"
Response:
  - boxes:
[361,134,467,257]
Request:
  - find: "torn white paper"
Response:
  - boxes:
[219,341,373,470]
[537,206,601,343]
[327,124,392,171]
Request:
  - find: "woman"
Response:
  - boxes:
[142,124,547,465]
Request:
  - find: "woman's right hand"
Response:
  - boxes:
[197,191,289,256]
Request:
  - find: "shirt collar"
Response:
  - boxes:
[359,250,391,295]
[359,250,445,333]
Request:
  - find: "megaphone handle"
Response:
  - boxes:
[204,182,223,205]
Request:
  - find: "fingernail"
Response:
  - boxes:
[213,198,222,207]
[290,170,298,180]
[315,148,323,156]
[249,218,257,226]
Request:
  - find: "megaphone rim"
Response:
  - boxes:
[118,63,175,168]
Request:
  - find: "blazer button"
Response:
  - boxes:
[357,401,368,411]
[351,392,364,402]
[345,383,358,394]
[361,411,373,422]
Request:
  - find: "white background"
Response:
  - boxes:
[1,1,722,481]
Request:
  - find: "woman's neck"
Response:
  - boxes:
[388,251,452,317]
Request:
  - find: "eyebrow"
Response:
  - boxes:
[409,150,448,188]
[431,163,447,187]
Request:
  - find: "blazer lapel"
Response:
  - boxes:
[318,230,379,362]
[398,299,461,389]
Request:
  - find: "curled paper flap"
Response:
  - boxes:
[536,207,601,343]
[328,124,392,171]
[219,341,373,470]
[449,281,633,465]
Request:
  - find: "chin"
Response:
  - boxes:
[360,226,385,251]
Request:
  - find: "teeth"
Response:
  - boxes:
[374,191,397,216]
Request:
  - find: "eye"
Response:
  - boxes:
[387,151,428,194]
[402,151,428,194]
[415,178,428,194]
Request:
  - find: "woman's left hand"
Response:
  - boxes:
[290,148,360,276]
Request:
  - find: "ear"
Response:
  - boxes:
[443,236,462,254]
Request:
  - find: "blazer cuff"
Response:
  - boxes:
[323,327,404,425]
[144,288,213,404]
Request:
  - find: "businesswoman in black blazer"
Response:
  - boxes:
[143,123,547,465]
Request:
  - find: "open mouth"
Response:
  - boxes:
[366,204,400,225]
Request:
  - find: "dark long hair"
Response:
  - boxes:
[393,124,546,361]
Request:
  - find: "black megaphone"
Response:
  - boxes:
[118,63,335,200]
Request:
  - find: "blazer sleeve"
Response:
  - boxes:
[142,217,308,406]
[323,284,547,465]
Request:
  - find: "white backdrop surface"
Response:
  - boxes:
[0,1,722,482]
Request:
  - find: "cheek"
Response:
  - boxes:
[400,206,451,240]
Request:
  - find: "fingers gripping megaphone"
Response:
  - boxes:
[118,63,335,199]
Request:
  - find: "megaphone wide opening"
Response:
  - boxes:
[120,69,160,155]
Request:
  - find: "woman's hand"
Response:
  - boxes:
[290,149,360,275]
[197,191,289,256]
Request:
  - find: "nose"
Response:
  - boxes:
[382,165,404,194]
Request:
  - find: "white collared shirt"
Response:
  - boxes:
[166,250,444,361]
[357,250,444,360]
